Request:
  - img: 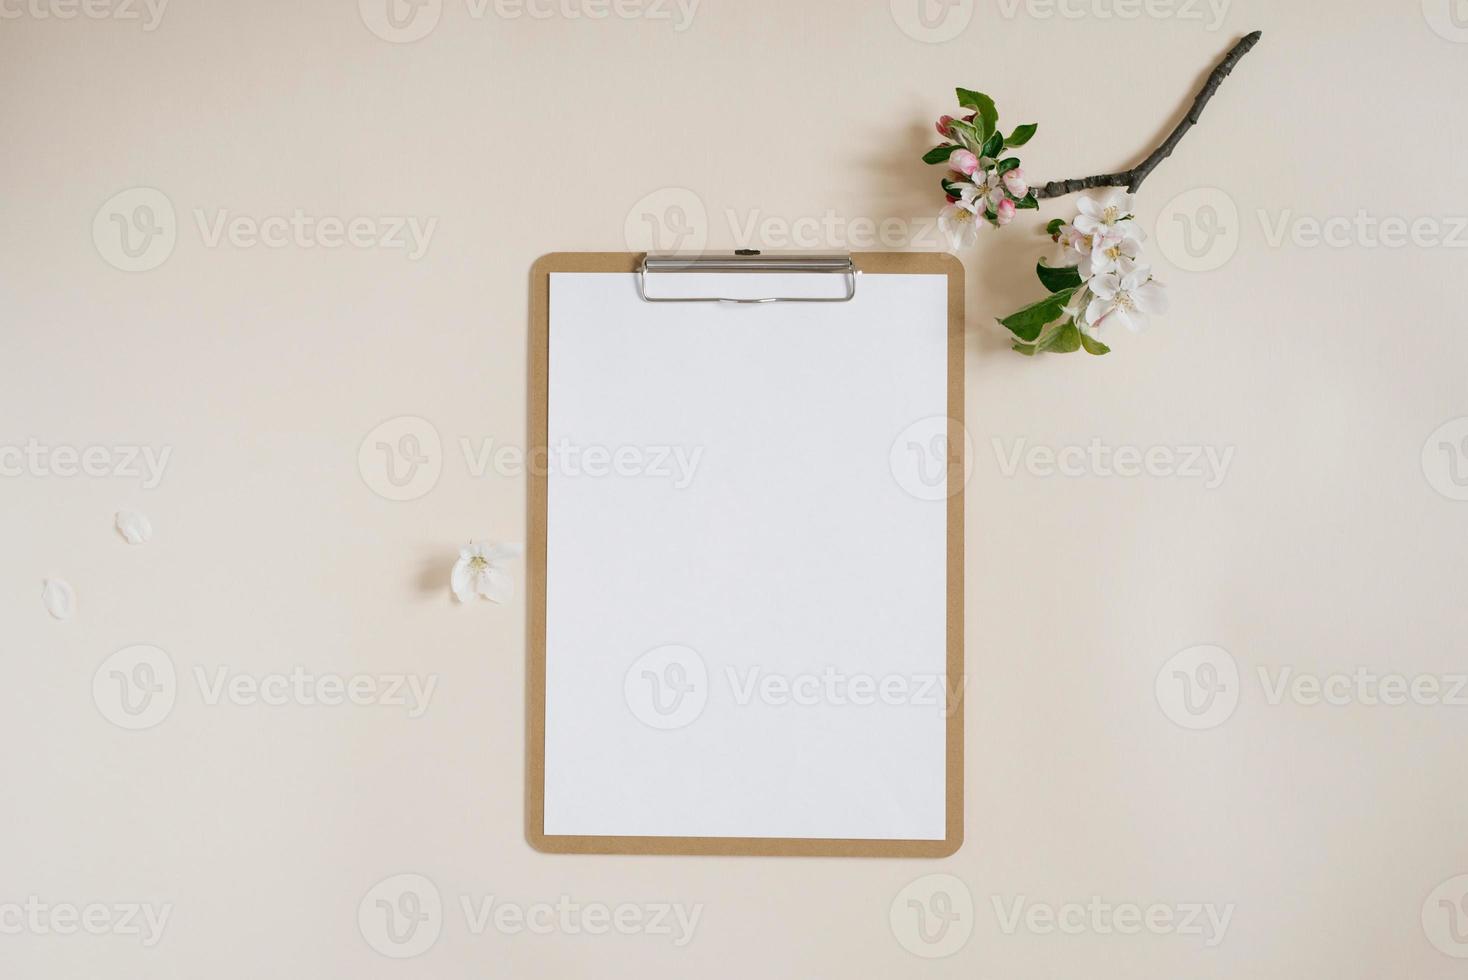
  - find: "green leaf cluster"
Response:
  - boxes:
[999,261,1110,357]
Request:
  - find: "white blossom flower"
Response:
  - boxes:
[974,165,1009,209]
[1073,190,1136,237]
[1057,221,1144,279]
[451,541,523,603]
[939,185,984,248]
[1085,260,1169,333]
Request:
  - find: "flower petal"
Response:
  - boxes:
[1133,281,1169,315]
[1101,190,1133,214]
[477,566,514,603]
[115,510,152,545]
[450,558,474,603]
[939,206,979,249]
[42,578,75,620]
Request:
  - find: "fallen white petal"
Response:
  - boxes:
[115,510,153,545]
[42,578,75,620]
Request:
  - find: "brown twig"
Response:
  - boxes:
[1033,30,1262,200]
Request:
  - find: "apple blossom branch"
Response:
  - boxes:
[1033,30,1263,200]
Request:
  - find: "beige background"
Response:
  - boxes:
[4,0,1468,976]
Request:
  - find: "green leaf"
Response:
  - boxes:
[1011,342,1038,356]
[1015,192,1039,210]
[1024,319,1082,356]
[1048,320,1082,353]
[997,287,1075,342]
[955,89,997,141]
[1080,331,1111,355]
[1035,261,1082,293]
[996,157,1021,174]
[947,119,982,151]
[1046,218,1066,237]
[923,144,957,165]
[980,130,1003,160]
[1005,123,1038,147]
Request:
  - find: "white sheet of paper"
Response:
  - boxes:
[543,271,951,840]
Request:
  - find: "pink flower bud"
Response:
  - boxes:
[1002,167,1028,198]
[935,115,955,138]
[948,148,979,177]
[995,198,1017,226]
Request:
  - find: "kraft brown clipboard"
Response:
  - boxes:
[526,251,964,858]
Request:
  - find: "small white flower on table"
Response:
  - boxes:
[451,542,523,603]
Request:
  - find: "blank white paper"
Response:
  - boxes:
[543,271,951,840]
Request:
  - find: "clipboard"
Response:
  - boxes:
[526,251,964,857]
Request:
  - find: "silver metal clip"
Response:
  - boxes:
[636,250,857,304]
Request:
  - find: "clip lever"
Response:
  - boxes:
[637,251,857,304]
